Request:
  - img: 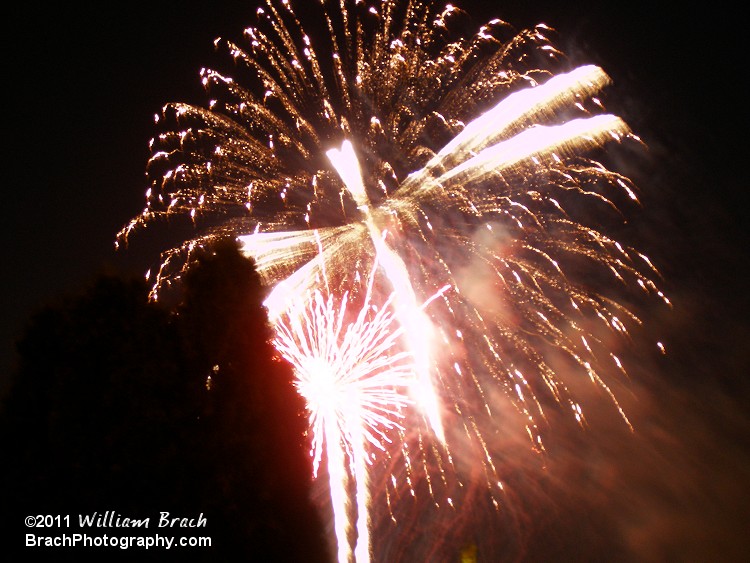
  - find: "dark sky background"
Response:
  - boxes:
[2,0,747,558]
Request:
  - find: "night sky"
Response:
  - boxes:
[3,0,748,558]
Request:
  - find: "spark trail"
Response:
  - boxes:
[119,1,669,559]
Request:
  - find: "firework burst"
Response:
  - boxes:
[274,286,413,563]
[119,0,668,559]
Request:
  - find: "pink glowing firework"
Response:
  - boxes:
[273,253,450,561]
[273,287,412,563]
[118,1,669,560]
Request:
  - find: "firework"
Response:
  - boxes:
[274,285,411,563]
[119,0,668,559]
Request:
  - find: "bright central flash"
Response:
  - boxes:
[298,357,342,414]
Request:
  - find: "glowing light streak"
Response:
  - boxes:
[327,140,446,444]
[404,65,615,185]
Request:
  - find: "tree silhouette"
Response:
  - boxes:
[0,241,329,561]
[1,276,190,513]
[177,238,329,561]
